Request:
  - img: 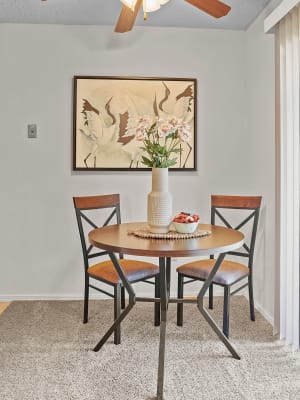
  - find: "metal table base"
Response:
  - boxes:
[93,252,240,400]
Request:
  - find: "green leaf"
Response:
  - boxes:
[172,148,182,153]
[167,158,177,167]
[141,156,153,167]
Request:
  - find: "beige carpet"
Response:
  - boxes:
[0,297,300,400]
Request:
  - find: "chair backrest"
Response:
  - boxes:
[73,194,121,271]
[210,195,262,269]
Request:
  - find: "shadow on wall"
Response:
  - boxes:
[253,204,267,310]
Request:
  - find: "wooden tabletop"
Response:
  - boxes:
[88,222,244,258]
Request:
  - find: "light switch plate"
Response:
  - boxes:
[28,124,37,138]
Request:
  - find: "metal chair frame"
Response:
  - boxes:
[177,195,261,337]
[74,194,160,344]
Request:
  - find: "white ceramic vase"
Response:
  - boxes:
[147,167,172,233]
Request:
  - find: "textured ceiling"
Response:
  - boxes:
[0,0,272,30]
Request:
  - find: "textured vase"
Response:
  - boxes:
[147,167,172,233]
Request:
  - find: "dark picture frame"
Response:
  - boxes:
[73,76,197,171]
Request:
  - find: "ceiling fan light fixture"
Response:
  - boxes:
[120,0,138,11]
[143,0,161,13]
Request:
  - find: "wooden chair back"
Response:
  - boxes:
[73,194,122,271]
[210,195,262,269]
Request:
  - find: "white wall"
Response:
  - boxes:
[244,0,281,323]
[0,23,275,322]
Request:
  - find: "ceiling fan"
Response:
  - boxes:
[40,0,231,34]
[115,0,231,33]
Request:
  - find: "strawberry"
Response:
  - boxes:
[173,212,200,223]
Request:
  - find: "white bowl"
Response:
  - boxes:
[172,221,199,234]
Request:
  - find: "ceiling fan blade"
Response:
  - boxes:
[185,0,231,18]
[115,0,143,33]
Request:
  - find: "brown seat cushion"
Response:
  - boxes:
[177,259,249,285]
[88,259,159,284]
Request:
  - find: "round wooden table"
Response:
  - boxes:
[89,222,244,400]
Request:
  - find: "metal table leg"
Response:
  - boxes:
[93,252,136,352]
[157,257,168,400]
[197,253,240,360]
[166,257,171,300]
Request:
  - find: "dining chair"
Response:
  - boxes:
[176,194,262,338]
[73,193,160,345]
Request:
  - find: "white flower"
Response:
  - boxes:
[167,116,180,127]
[178,122,191,143]
[135,126,148,141]
[158,122,172,138]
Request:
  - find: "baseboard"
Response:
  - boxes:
[0,293,275,327]
[242,293,274,326]
[0,294,107,301]
[0,288,227,302]
[253,299,274,326]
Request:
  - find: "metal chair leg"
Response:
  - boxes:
[248,275,255,321]
[114,284,121,345]
[83,273,89,324]
[209,283,214,309]
[223,286,230,338]
[121,286,126,310]
[177,274,184,326]
[155,274,161,326]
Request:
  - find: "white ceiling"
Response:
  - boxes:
[0,0,272,31]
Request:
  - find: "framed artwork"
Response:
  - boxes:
[73,76,197,171]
